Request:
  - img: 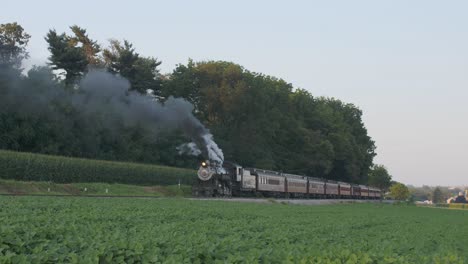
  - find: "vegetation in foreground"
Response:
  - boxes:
[0,197,467,263]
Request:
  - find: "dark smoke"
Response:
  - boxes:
[76,70,224,163]
[0,68,224,166]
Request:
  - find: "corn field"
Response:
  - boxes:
[0,150,195,185]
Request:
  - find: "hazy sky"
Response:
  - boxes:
[2,1,467,186]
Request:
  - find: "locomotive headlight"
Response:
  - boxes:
[201,161,207,167]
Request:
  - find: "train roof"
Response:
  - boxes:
[282,173,308,180]
[247,168,282,176]
[337,181,351,185]
[244,167,377,189]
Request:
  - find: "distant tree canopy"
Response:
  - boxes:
[1,23,379,184]
[163,61,375,182]
[389,183,410,201]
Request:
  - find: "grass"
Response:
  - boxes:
[0,179,191,197]
[0,197,467,263]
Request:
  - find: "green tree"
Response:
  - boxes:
[69,26,101,66]
[45,25,101,85]
[389,183,410,200]
[432,187,444,204]
[368,164,392,191]
[45,30,88,85]
[103,39,161,94]
[163,60,375,181]
[0,22,31,70]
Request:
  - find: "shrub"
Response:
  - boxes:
[449,203,466,210]
[435,203,450,208]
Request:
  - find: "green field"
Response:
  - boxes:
[0,198,466,264]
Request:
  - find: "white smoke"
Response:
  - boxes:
[177,142,202,156]
[177,134,226,173]
[202,134,224,165]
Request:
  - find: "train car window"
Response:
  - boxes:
[268,179,280,185]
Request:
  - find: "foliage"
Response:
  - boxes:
[0,22,30,70]
[45,27,91,85]
[408,185,458,202]
[0,150,195,185]
[0,197,466,263]
[449,203,467,210]
[163,60,376,182]
[69,25,101,66]
[103,39,161,94]
[368,164,392,191]
[389,183,411,201]
[432,187,445,204]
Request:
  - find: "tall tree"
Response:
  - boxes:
[0,22,31,70]
[432,187,444,204]
[45,25,101,85]
[103,40,161,94]
[368,164,392,191]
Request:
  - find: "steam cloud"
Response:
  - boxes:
[1,68,225,168]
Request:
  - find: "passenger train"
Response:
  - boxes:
[192,161,382,199]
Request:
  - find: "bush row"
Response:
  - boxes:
[448,203,467,209]
[0,150,196,185]
[433,203,467,209]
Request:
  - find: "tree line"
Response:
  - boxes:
[0,22,392,186]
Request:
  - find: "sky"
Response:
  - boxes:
[2,0,467,186]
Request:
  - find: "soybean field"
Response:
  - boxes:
[0,197,467,263]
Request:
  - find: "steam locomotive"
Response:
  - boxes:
[192,161,382,199]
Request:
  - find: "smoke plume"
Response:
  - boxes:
[1,68,225,168]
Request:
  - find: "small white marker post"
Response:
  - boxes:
[178,179,181,189]
[84,187,87,192]
[47,187,50,192]
[105,188,108,194]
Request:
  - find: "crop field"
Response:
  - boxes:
[0,197,467,263]
[0,150,195,185]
